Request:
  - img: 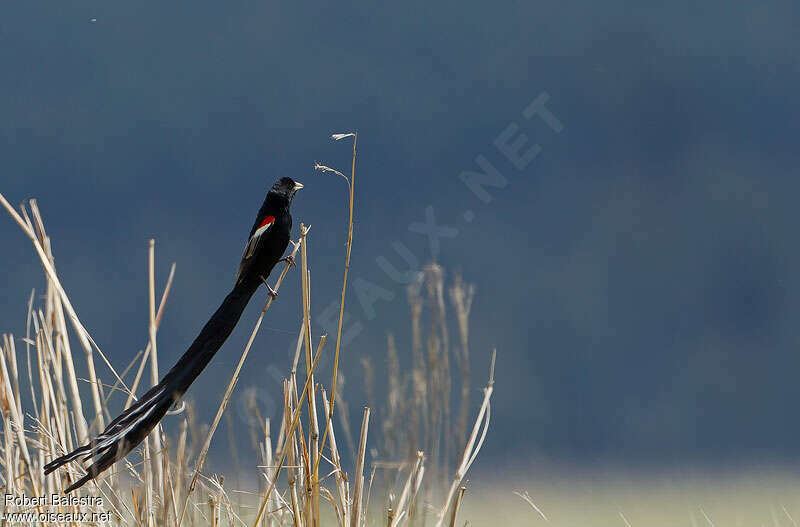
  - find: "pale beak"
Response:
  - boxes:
[293,181,304,191]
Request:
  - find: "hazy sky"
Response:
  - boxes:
[2,1,800,475]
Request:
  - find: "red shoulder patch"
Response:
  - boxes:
[258,215,275,229]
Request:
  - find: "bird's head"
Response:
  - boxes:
[269,177,304,203]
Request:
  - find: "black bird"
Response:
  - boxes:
[44,177,303,493]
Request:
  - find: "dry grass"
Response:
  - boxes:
[0,134,495,526]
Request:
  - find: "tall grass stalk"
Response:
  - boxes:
[313,131,357,478]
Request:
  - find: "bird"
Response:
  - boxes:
[44,176,304,493]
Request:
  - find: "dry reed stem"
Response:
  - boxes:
[143,437,154,527]
[513,490,549,522]
[123,262,176,410]
[449,486,466,527]
[24,290,40,421]
[434,350,496,527]
[321,390,349,526]
[363,464,377,525]
[449,275,475,452]
[0,343,43,502]
[285,384,303,527]
[252,336,327,526]
[148,239,165,501]
[299,223,321,527]
[388,451,424,527]
[29,200,91,443]
[351,407,370,527]
[315,132,357,477]
[427,263,452,485]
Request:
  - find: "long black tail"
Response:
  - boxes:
[44,281,259,493]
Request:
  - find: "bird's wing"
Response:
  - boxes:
[235,215,276,284]
[243,215,275,259]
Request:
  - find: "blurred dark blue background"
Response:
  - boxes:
[2,1,800,476]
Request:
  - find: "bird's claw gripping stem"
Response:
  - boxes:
[266,284,278,299]
[279,255,296,268]
[260,276,278,299]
